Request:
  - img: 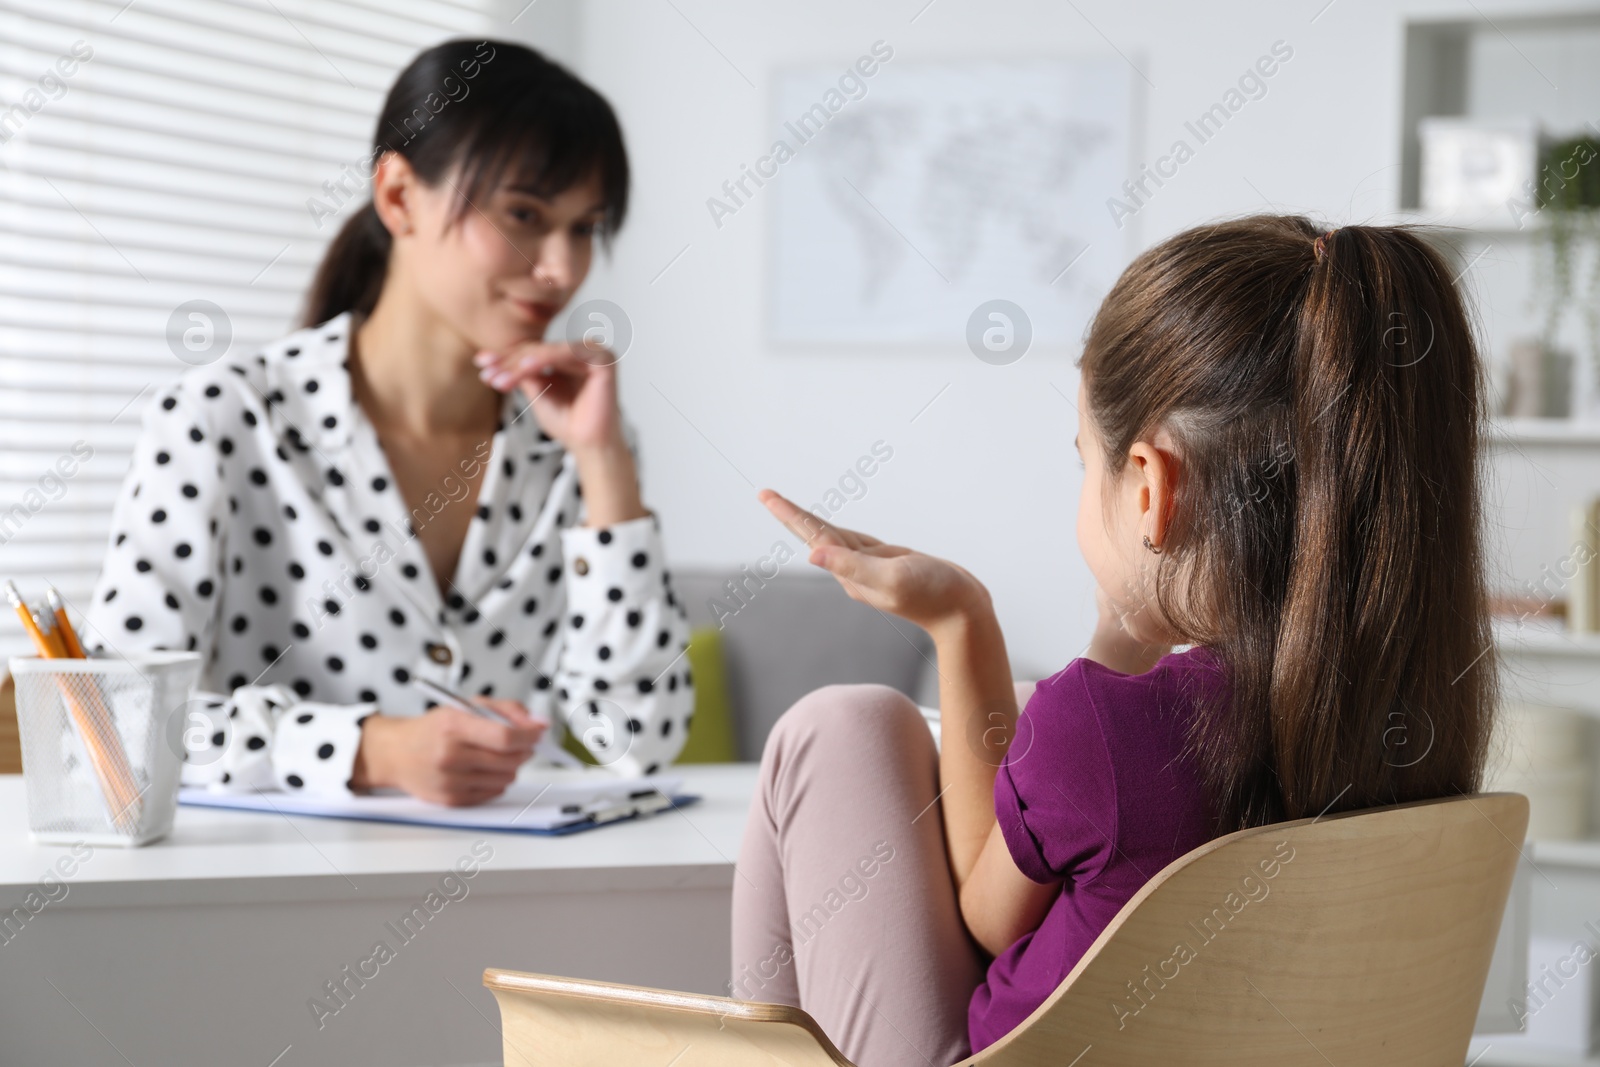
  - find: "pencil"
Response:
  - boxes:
[45,584,87,659]
[31,608,67,658]
[8,581,58,656]
[7,581,142,833]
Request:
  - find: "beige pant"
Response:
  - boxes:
[731,682,1024,1067]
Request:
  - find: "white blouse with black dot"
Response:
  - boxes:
[84,311,695,794]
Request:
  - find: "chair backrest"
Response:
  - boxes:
[481,793,1526,1067]
[973,792,1527,1067]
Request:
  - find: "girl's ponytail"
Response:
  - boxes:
[1079,215,1494,832]
[299,201,391,329]
[1272,226,1494,822]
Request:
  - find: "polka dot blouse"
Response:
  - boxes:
[84,311,695,794]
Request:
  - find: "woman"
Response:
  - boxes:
[85,40,693,805]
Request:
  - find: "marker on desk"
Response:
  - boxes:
[409,676,582,768]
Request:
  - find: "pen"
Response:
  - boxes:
[410,675,579,768]
[410,675,514,724]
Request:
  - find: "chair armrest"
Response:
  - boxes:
[483,968,854,1067]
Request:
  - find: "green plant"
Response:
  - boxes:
[1535,136,1600,387]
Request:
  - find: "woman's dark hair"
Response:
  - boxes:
[301,39,629,328]
[1079,215,1494,832]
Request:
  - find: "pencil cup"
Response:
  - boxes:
[10,651,201,847]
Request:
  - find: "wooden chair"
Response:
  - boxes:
[482,792,1527,1066]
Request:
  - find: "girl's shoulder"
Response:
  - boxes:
[1033,645,1224,701]
[1024,646,1224,750]
[999,648,1218,883]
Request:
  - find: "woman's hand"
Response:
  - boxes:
[758,489,991,638]
[474,341,646,527]
[474,340,622,453]
[350,699,546,807]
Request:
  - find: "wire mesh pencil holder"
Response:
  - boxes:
[10,651,201,847]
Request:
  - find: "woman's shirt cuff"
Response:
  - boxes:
[178,684,376,796]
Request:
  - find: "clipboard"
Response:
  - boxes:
[178,775,701,836]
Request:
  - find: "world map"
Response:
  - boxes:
[769,60,1131,349]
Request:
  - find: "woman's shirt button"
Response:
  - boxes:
[573,557,590,576]
[426,642,453,666]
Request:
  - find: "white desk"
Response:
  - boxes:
[1,758,1527,1066]
[0,764,759,1067]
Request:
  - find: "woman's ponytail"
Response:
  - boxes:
[299,201,391,329]
[1079,215,1494,832]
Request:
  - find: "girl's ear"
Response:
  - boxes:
[1126,429,1180,549]
[369,150,417,238]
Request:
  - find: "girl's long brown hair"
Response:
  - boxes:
[1080,215,1494,832]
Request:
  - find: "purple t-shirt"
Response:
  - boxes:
[967,647,1225,1052]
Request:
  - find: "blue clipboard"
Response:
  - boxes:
[177,778,701,836]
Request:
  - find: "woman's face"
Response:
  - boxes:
[381,154,607,352]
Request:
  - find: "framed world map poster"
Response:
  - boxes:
[766,57,1134,350]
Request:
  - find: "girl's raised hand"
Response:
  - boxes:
[758,489,991,636]
[473,340,622,453]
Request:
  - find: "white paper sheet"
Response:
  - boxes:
[177,771,689,834]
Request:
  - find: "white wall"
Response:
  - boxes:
[507,0,1594,678]
[495,0,581,67]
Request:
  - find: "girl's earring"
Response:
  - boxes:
[1142,535,1162,555]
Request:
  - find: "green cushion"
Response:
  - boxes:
[675,625,738,763]
[558,624,737,766]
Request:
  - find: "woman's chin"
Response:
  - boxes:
[473,318,551,353]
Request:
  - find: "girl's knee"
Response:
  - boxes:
[766,683,926,758]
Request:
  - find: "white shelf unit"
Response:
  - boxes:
[1468,1040,1600,1067]
[1490,419,1600,447]
[1491,628,1600,1067]
[1391,208,1600,237]
[1402,17,1600,1067]
[1531,836,1600,871]
[1399,12,1600,441]
[1399,13,1600,215]
[1496,624,1600,719]
[1499,625,1600,656]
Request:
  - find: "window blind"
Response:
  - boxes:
[0,0,493,662]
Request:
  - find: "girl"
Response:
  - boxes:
[85,40,693,805]
[736,216,1494,1065]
